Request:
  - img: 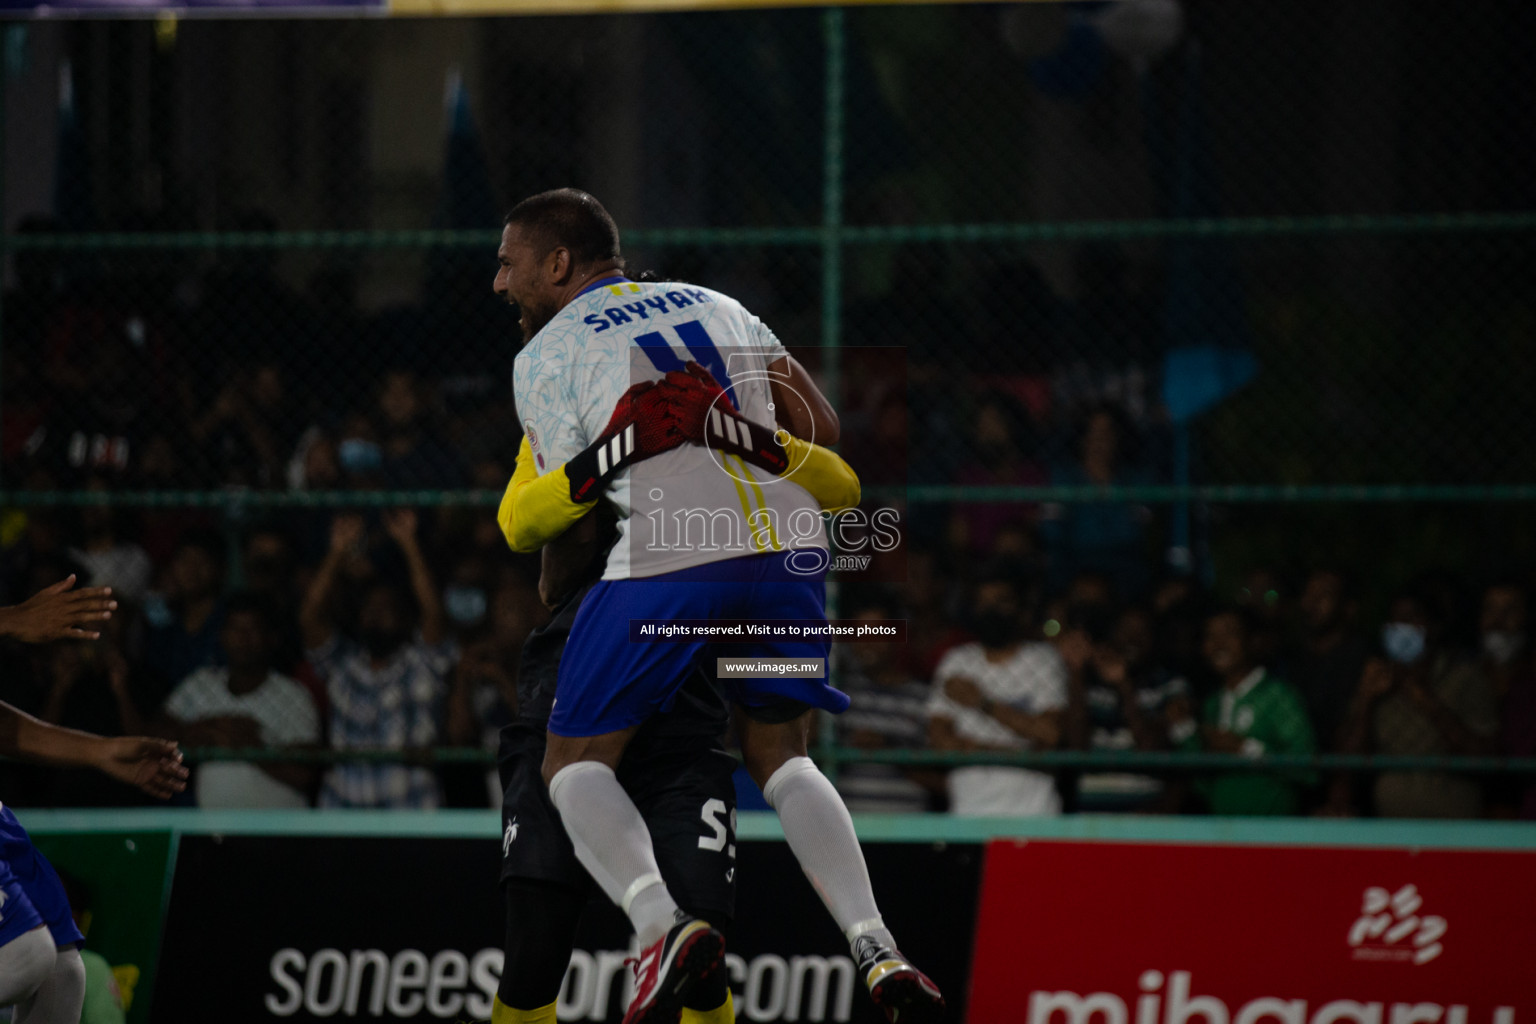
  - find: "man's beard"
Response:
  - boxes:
[517,302,555,344]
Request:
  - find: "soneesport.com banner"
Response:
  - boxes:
[150,834,982,1023]
[968,840,1536,1024]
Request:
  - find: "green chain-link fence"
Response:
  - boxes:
[2,2,1534,815]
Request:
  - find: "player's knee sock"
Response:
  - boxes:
[13,946,84,1024]
[680,989,735,1024]
[0,927,56,1006]
[763,756,897,953]
[491,995,557,1023]
[548,761,680,947]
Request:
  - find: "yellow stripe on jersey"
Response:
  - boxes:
[723,456,766,552]
[732,454,784,552]
[497,436,597,554]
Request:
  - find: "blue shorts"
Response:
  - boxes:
[0,806,84,949]
[551,552,850,738]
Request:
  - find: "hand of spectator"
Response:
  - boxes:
[96,737,188,799]
[1056,628,1093,674]
[383,508,419,547]
[0,575,116,643]
[1202,726,1246,754]
[1357,658,1397,702]
[329,514,366,555]
[944,675,986,709]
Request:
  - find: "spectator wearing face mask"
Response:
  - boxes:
[927,568,1067,816]
[1338,583,1499,819]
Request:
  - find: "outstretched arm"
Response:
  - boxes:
[0,575,117,643]
[384,509,444,648]
[0,702,187,799]
[300,515,361,651]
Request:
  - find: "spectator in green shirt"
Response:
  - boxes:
[1169,608,1317,815]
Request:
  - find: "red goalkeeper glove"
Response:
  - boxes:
[659,362,790,475]
[564,381,688,502]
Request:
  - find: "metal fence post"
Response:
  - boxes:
[0,31,9,491]
[815,6,845,781]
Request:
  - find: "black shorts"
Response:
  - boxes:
[497,724,739,924]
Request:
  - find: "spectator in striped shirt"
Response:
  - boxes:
[300,509,452,809]
[834,599,940,814]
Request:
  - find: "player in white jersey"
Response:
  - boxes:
[498,189,943,1024]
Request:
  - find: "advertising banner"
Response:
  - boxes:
[153,834,981,1022]
[969,840,1536,1024]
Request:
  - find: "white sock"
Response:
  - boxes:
[548,761,680,947]
[0,928,56,1006]
[763,756,897,953]
[15,946,84,1024]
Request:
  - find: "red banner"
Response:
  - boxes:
[969,840,1536,1024]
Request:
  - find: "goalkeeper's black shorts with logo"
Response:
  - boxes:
[496,580,738,925]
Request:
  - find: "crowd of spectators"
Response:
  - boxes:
[3,475,1531,820]
[833,560,1534,821]
[0,236,1531,819]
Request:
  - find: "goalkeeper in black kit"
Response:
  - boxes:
[484,365,861,1024]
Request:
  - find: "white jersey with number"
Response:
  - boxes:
[513,278,826,580]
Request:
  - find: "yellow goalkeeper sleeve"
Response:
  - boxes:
[497,433,860,555]
[780,434,861,513]
[496,436,597,554]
